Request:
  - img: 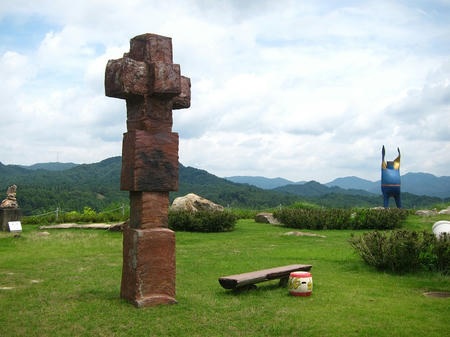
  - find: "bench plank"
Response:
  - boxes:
[219,264,312,289]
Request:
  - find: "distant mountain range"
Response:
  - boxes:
[19,162,78,171]
[225,176,305,189]
[0,158,447,215]
[226,173,450,199]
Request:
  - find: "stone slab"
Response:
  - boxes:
[129,191,169,229]
[0,208,22,231]
[121,227,176,307]
[38,223,120,230]
[121,130,179,192]
[126,97,173,133]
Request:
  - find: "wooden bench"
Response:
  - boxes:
[218,264,312,290]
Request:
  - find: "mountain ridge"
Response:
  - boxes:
[224,176,305,189]
[226,172,450,198]
[19,162,79,171]
[0,157,446,214]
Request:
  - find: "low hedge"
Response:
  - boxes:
[168,210,237,232]
[22,207,128,225]
[349,230,450,274]
[273,208,409,230]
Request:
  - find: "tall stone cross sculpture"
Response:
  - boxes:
[105,33,191,307]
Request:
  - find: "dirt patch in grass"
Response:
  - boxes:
[423,291,450,298]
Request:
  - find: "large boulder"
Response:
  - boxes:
[255,212,280,225]
[415,209,438,217]
[170,193,224,212]
[438,206,450,215]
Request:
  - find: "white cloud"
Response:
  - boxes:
[0,0,449,182]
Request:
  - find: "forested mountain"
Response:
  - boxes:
[0,157,300,215]
[231,172,450,198]
[0,157,126,215]
[174,165,300,209]
[0,157,446,215]
[19,162,78,171]
[224,176,303,189]
[325,176,376,191]
[273,181,375,197]
[325,173,450,198]
[401,173,450,198]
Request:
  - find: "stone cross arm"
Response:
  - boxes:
[105,34,190,109]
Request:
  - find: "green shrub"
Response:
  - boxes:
[273,207,408,230]
[228,208,260,219]
[351,208,409,229]
[168,210,237,232]
[289,201,321,209]
[349,230,450,274]
[22,206,129,225]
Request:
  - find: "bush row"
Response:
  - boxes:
[22,207,129,225]
[273,208,410,230]
[349,230,450,274]
[168,210,237,232]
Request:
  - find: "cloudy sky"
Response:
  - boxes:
[0,0,449,183]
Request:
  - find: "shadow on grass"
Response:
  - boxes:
[216,282,285,297]
[75,288,121,302]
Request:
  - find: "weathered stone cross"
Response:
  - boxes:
[105,33,190,307]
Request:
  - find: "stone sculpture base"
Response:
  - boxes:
[0,208,22,231]
[120,227,177,307]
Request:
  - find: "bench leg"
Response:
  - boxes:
[279,277,289,287]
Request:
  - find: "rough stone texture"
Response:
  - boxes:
[0,208,22,231]
[105,58,149,99]
[129,192,169,229]
[149,62,181,96]
[415,209,438,217]
[255,212,280,225]
[173,76,191,109]
[128,34,174,64]
[0,199,18,208]
[170,193,224,212]
[108,221,126,232]
[39,223,116,230]
[1,185,19,208]
[438,206,450,215]
[126,97,173,133]
[105,33,190,307]
[121,228,176,307]
[121,131,179,192]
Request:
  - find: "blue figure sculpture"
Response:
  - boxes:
[381,146,401,208]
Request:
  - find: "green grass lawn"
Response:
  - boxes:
[0,215,449,337]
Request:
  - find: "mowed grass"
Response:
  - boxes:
[0,215,449,337]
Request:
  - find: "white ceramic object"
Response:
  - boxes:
[432,221,450,239]
[288,271,313,296]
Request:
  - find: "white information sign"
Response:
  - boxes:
[8,221,22,232]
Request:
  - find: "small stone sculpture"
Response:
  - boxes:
[1,185,19,208]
